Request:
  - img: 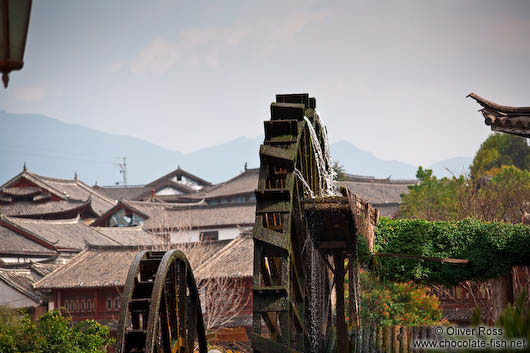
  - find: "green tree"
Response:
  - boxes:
[0,309,113,353]
[399,166,462,221]
[333,161,347,181]
[470,133,530,179]
[400,166,530,223]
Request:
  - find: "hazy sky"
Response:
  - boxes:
[2,0,529,166]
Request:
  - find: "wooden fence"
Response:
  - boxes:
[350,326,437,353]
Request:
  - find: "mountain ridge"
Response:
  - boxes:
[0,110,471,185]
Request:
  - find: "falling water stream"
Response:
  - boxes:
[303,116,338,197]
[302,113,337,352]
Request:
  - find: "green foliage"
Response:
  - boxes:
[470,133,530,179]
[359,273,445,326]
[357,234,372,268]
[497,290,530,340]
[374,218,530,286]
[333,161,347,181]
[0,309,113,353]
[400,167,462,220]
[0,306,22,329]
[400,166,530,223]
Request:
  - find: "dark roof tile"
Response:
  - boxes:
[194,233,253,280]
[34,241,230,289]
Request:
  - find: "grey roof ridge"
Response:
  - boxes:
[467,93,530,115]
[6,214,81,225]
[74,179,117,205]
[145,167,212,188]
[166,201,255,211]
[2,172,68,200]
[0,215,58,250]
[30,263,56,277]
[0,269,42,302]
[33,248,91,289]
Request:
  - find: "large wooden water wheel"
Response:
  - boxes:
[251,94,339,353]
[116,250,207,353]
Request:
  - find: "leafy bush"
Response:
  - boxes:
[374,218,530,286]
[0,309,113,353]
[359,273,445,327]
[400,166,530,223]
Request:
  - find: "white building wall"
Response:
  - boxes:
[171,176,203,191]
[169,227,241,243]
[1,256,49,264]
[155,186,183,196]
[0,281,39,308]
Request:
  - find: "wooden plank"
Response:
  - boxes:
[253,287,289,312]
[254,225,289,252]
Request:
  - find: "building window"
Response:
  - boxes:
[114,298,120,310]
[74,301,79,312]
[81,300,86,312]
[64,300,69,311]
[200,231,218,242]
[70,301,74,312]
[107,298,112,311]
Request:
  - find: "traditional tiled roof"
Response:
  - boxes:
[136,180,196,200]
[30,262,62,277]
[468,93,530,138]
[0,171,116,216]
[93,185,146,201]
[173,240,231,270]
[3,216,118,250]
[0,267,43,303]
[92,226,165,246]
[146,167,212,189]
[0,199,96,218]
[184,168,258,201]
[34,241,230,290]
[119,200,200,218]
[194,233,253,280]
[33,246,140,289]
[0,223,56,255]
[443,308,487,323]
[1,187,41,197]
[90,199,206,227]
[373,203,400,218]
[338,181,412,204]
[144,203,255,230]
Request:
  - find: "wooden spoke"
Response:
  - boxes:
[117,250,207,353]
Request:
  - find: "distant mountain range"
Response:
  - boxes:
[0,110,472,185]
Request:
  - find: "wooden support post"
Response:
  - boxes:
[492,270,514,323]
[348,256,361,328]
[334,254,348,353]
